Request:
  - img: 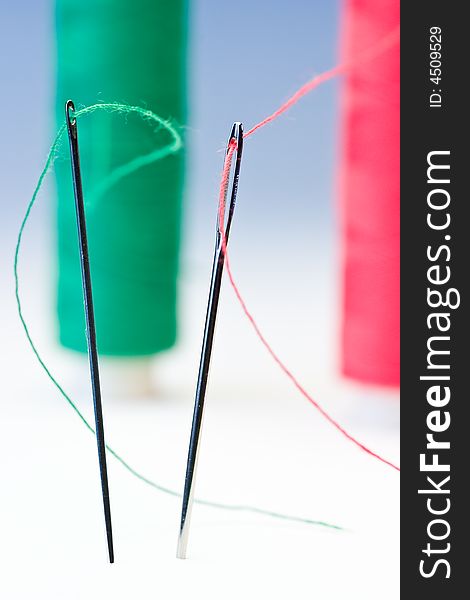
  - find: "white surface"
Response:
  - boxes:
[1,237,399,599]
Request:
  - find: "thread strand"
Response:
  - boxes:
[219,24,400,471]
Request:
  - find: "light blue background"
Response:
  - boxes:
[0,0,340,254]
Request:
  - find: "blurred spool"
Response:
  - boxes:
[339,0,399,387]
[55,0,187,375]
[97,357,154,397]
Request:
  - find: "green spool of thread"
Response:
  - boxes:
[55,0,187,356]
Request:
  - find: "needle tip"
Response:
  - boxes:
[176,527,188,559]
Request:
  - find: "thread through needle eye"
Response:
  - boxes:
[65,100,114,564]
[176,122,244,559]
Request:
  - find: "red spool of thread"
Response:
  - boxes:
[339,0,400,387]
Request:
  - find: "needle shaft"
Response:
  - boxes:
[177,122,243,559]
[65,100,114,564]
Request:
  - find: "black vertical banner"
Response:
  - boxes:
[401,4,468,596]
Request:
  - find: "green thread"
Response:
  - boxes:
[14,102,342,533]
[56,0,187,357]
[71,103,183,204]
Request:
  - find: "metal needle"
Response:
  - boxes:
[177,122,244,559]
[65,100,114,564]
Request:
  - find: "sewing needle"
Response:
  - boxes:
[65,100,114,564]
[177,122,244,559]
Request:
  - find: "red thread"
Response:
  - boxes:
[340,0,400,386]
[217,29,400,472]
[244,26,399,139]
